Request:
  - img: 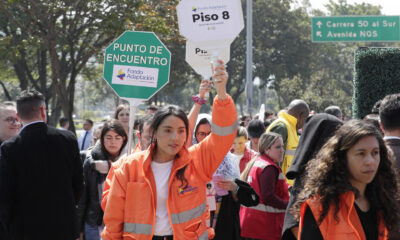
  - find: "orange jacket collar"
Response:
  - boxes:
[141,143,191,176]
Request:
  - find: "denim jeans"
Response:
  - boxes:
[85,222,104,240]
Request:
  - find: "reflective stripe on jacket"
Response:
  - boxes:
[240,155,289,240]
[299,191,388,240]
[101,95,237,240]
[267,112,299,186]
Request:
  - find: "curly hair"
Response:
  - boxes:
[292,120,399,231]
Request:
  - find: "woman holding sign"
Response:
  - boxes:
[101,60,238,240]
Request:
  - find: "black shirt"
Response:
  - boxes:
[354,203,378,240]
[300,203,378,240]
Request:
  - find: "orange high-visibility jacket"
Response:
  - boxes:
[101,95,237,240]
[101,142,142,211]
[299,191,388,240]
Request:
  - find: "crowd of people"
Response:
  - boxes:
[0,59,400,240]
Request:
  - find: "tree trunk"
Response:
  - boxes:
[13,62,28,90]
[47,95,62,127]
[0,81,12,100]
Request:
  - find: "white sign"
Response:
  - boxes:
[185,41,230,77]
[177,0,244,44]
[112,64,158,88]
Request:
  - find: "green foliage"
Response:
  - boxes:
[325,0,381,16]
[0,0,398,120]
[81,110,96,120]
[353,48,400,119]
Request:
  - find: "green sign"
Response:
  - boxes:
[103,31,171,100]
[312,16,400,42]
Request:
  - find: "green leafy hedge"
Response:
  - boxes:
[353,48,400,119]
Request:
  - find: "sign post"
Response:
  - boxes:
[312,16,400,42]
[103,31,171,153]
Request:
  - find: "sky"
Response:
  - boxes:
[307,0,400,15]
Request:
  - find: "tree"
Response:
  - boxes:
[0,0,162,131]
[0,10,63,125]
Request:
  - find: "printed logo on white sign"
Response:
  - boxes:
[112,64,158,88]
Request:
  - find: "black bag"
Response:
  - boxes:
[234,179,259,207]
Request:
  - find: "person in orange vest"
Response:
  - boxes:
[101,80,212,212]
[240,132,289,240]
[101,60,238,240]
[292,120,400,239]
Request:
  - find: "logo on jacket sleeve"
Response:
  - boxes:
[178,185,198,195]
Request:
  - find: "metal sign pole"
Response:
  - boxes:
[124,98,141,155]
[246,0,253,116]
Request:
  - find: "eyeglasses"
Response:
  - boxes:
[196,131,211,138]
[4,117,19,125]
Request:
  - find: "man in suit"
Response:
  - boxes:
[0,89,83,240]
[78,119,93,150]
[379,94,400,240]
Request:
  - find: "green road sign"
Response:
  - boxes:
[312,16,400,42]
[103,31,171,100]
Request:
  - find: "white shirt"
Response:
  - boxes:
[230,153,244,172]
[78,129,92,150]
[384,136,400,141]
[151,160,174,236]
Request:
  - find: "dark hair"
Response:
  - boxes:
[363,114,383,135]
[16,89,45,120]
[247,119,265,139]
[59,117,69,127]
[264,118,274,128]
[264,110,274,119]
[379,94,400,131]
[292,120,399,231]
[85,119,93,126]
[139,114,154,135]
[372,99,382,115]
[134,119,141,131]
[239,114,250,127]
[147,105,158,112]
[324,106,342,119]
[114,104,128,119]
[150,105,189,188]
[194,118,211,142]
[100,119,128,161]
